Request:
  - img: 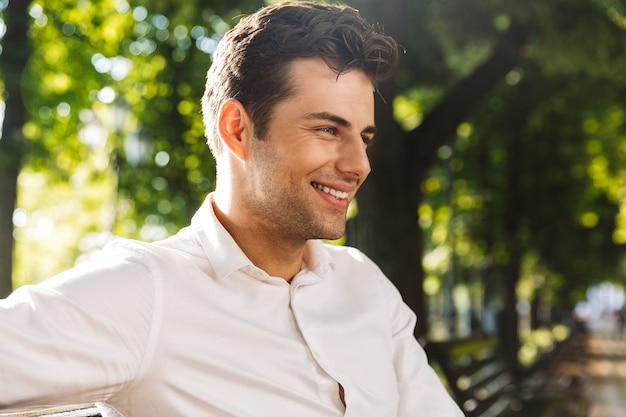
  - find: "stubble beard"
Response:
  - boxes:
[248,162,347,242]
[249,138,347,242]
[253,184,347,242]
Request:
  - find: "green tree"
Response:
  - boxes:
[353,0,529,336]
[353,0,626,365]
[3,0,262,288]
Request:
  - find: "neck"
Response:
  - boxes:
[211,193,306,282]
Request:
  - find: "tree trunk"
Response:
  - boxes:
[0,0,30,297]
[356,100,427,335]
[353,0,429,335]
[408,20,529,185]
[355,3,529,337]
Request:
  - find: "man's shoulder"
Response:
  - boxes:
[100,227,200,260]
[83,237,161,264]
[319,242,383,276]
[321,242,373,262]
[71,231,201,277]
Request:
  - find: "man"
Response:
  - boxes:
[1,2,463,416]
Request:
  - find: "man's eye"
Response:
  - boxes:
[320,127,337,135]
[362,136,374,146]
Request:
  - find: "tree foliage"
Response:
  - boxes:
[2,0,263,287]
[352,0,626,344]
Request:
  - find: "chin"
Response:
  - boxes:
[305,219,346,241]
[319,229,346,241]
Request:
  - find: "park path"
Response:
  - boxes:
[583,319,626,417]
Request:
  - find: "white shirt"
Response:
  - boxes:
[0,195,462,417]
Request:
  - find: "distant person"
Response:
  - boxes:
[617,305,626,338]
[0,2,463,416]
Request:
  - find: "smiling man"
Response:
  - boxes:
[0,2,462,416]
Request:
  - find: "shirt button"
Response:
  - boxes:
[313,351,321,360]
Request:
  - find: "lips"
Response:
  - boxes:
[311,182,349,199]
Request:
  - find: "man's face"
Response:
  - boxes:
[242,58,375,242]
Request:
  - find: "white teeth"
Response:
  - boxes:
[312,182,348,199]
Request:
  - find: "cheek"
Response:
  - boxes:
[292,141,339,167]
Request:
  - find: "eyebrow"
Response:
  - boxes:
[303,112,377,135]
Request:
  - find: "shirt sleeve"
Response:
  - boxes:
[378,273,464,417]
[0,243,158,410]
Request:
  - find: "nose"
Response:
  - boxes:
[336,135,371,181]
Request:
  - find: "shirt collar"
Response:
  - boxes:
[191,194,253,280]
[303,239,335,279]
[191,193,336,281]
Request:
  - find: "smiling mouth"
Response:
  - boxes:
[311,182,349,199]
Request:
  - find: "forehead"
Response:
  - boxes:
[283,58,375,124]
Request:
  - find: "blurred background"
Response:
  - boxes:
[2,0,626,388]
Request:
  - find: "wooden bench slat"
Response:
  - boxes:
[425,331,588,417]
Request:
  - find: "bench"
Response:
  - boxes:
[423,332,589,417]
[0,403,119,417]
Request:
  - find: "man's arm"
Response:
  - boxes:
[0,247,155,410]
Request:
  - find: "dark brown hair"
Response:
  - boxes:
[202,1,398,155]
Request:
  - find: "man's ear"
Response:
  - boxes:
[218,98,253,161]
